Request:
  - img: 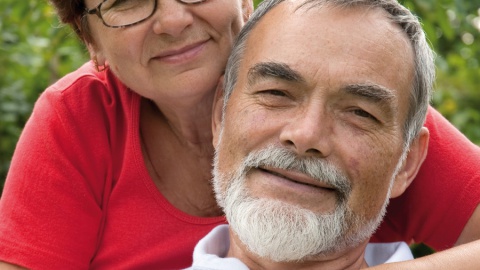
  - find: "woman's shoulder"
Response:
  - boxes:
[46,61,125,96]
[40,61,138,115]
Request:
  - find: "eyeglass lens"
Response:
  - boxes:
[98,0,206,28]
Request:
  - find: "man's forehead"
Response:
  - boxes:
[245,2,370,60]
[242,2,413,85]
[245,0,407,51]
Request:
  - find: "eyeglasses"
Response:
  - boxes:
[85,0,207,28]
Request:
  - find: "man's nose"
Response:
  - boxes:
[279,106,332,157]
[152,0,195,37]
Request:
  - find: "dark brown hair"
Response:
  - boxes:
[48,0,94,44]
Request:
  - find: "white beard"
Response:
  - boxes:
[213,144,406,262]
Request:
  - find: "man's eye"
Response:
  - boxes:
[261,90,287,96]
[254,89,294,108]
[353,109,378,122]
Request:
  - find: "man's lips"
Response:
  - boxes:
[258,166,336,191]
[153,40,209,62]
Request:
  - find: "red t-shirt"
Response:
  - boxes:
[0,62,225,269]
[0,62,479,268]
[372,107,480,250]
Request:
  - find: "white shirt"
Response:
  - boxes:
[185,225,413,270]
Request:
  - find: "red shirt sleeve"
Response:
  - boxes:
[372,106,480,250]
[0,67,113,269]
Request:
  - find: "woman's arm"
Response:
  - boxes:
[456,205,480,245]
[366,238,480,269]
[0,262,27,270]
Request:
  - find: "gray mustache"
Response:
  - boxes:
[242,145,352,199]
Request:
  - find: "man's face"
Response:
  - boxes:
[213,1,415,261]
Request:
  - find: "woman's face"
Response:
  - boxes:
[85,0,252,103]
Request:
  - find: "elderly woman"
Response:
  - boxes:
[0,0,251,268]
[0,0,479,269]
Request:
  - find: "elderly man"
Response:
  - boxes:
[187,0,433,268]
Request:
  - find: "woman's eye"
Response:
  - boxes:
[104,0,139,11]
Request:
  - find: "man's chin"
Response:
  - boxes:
[226,197,347,262]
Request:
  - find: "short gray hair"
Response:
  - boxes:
[223,0,435,146]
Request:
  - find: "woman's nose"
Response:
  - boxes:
[152,0,195,37]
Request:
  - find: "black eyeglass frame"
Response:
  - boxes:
[85,0,207,28]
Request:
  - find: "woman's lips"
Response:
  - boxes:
[153,40,209,64]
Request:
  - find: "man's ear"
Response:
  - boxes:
[390,127,430,198]
[242,0,254,22]
[212,76,225,148]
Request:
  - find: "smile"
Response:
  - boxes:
[245,167,338,211]
[153,40,210,64]
[257,167,336,192]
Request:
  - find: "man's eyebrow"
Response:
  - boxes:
[247,62,306,86]
[342,83,396,104]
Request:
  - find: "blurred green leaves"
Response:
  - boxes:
[401,0,480,143]
[0,0,88,188]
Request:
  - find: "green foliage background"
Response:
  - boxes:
[1,1,479,197]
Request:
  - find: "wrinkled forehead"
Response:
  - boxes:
[247,0,412,56]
